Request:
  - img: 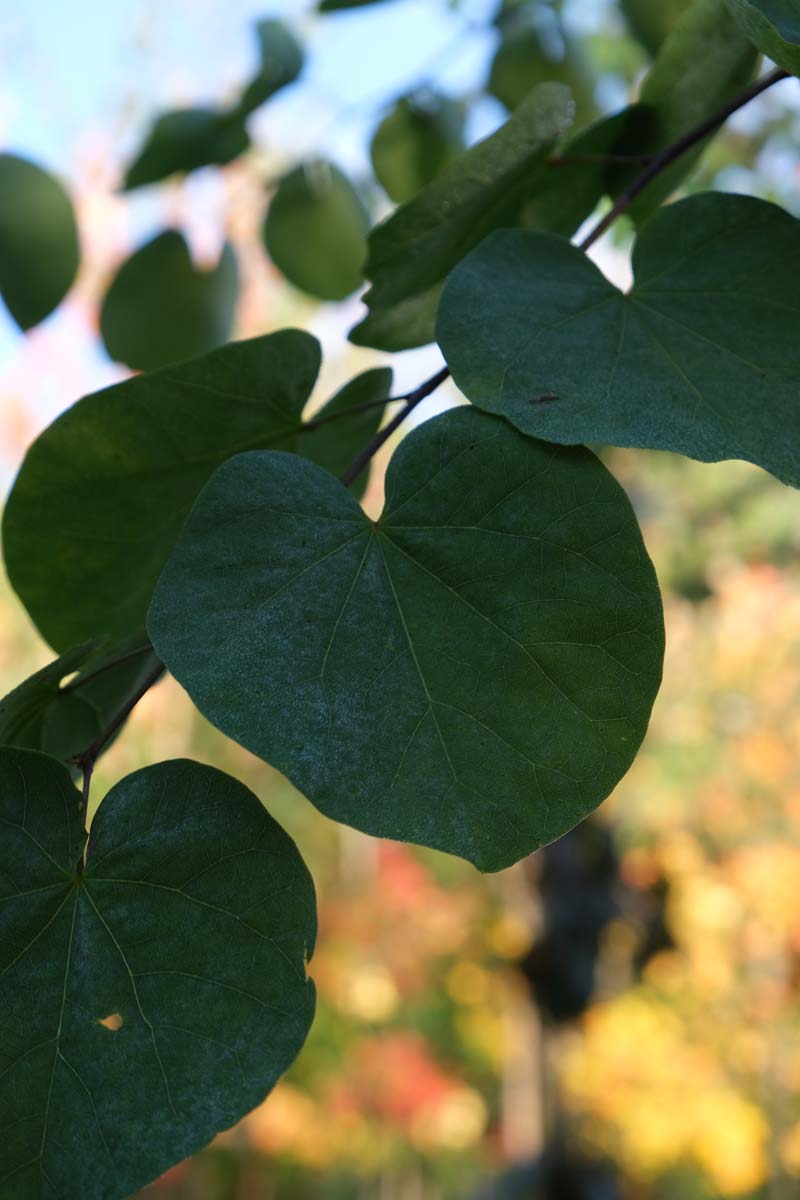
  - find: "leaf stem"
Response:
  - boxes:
[579,65,791,252]
[339,366,451,489]
[60,642,154,693]
[302,393,392,433]
[70,661,166,823]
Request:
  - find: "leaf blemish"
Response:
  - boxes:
[98,1012,124,1031]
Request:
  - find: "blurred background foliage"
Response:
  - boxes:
[1,0,799,1197]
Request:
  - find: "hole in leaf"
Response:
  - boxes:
[97,1012,123,1031]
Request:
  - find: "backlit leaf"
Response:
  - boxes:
[263,161,370,301]
[370,93,465,203]
[236,19,304,117]
[0,154,79,330]
[437,193,800,487]
[122,108,250,191]
[0,749,315,1200]
[99,231,238,371]
[149,407,664,872]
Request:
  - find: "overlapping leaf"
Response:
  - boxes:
[727,0,800,74]
[437,193,800,487]
[0,749,315,1200]
[0,637,161,763]
[621,0,694,53]
[2,333,389,650]
[100,231,238,371]
[149,407,664,872]
[0,154,79,330]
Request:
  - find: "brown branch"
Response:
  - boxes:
[579,66,791,252]
[339,366,451,490]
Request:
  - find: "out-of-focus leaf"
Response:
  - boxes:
[122,108,250,191]
[489,20,596,118]
[621,0,695,53]
[0,749,316,1200]
[236,19,304,116]
[613,0,758,222]
[370,92,465,203]
[149,406,664,873]
[3,331,391,650]
[100,230,238,371]
[0,154,79,330]
[362,82,573,310]
[263,161,370,301]
[727,0,800,74]
[438,194,800,487]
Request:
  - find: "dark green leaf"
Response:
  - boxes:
[302,367,392,492]
[0,636,161,763]
[99,231,238,371]
[370,93,466,203]
[349,284,442,351]
[727,0,800,73]
[122,108,250,191]
[437,194,800,487]
[148,407,664,872]
[263,161,369,301]
[0,749,315,1199]
[614,0,758,222]
[236,19,304,117]
[361,82,573,310]
[3,330,361,650]
[620,0,695,54]
[0,154,79,330]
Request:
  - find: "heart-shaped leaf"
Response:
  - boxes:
[0,636,161,763]
[727,0,800,74]
[0,749,316,1199]
[99,231,238,371]
[437,193,800,488]
[3,333,388,652]
[149,407,664,872]
[263,161,369,301]
[0,154,80,330]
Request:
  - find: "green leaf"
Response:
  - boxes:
[727,0,800,73]
[488,20,596,118]
[236,19,304,117]
[0,749,315,1199]
[122,108,250,191]
[302,367,392,493]
[263,161,370,301]
[370,92,465,203]
[350,102,647,352]
[621,0,695,54]
[99,231,238,372]
[0,636,161,763]
[349,284,442,351]
[0,154,80,330]
[437,193,800,488]
[615,0,758,222]
[148,407,664,873]
[361,82,574,311]
[3,330,375,651]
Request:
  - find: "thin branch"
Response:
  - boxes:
[340,366,451,490]
[302,393,392,434]
[579,65,791,252]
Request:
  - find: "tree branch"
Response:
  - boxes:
[579,66,791,252]
[340,366,451,489]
